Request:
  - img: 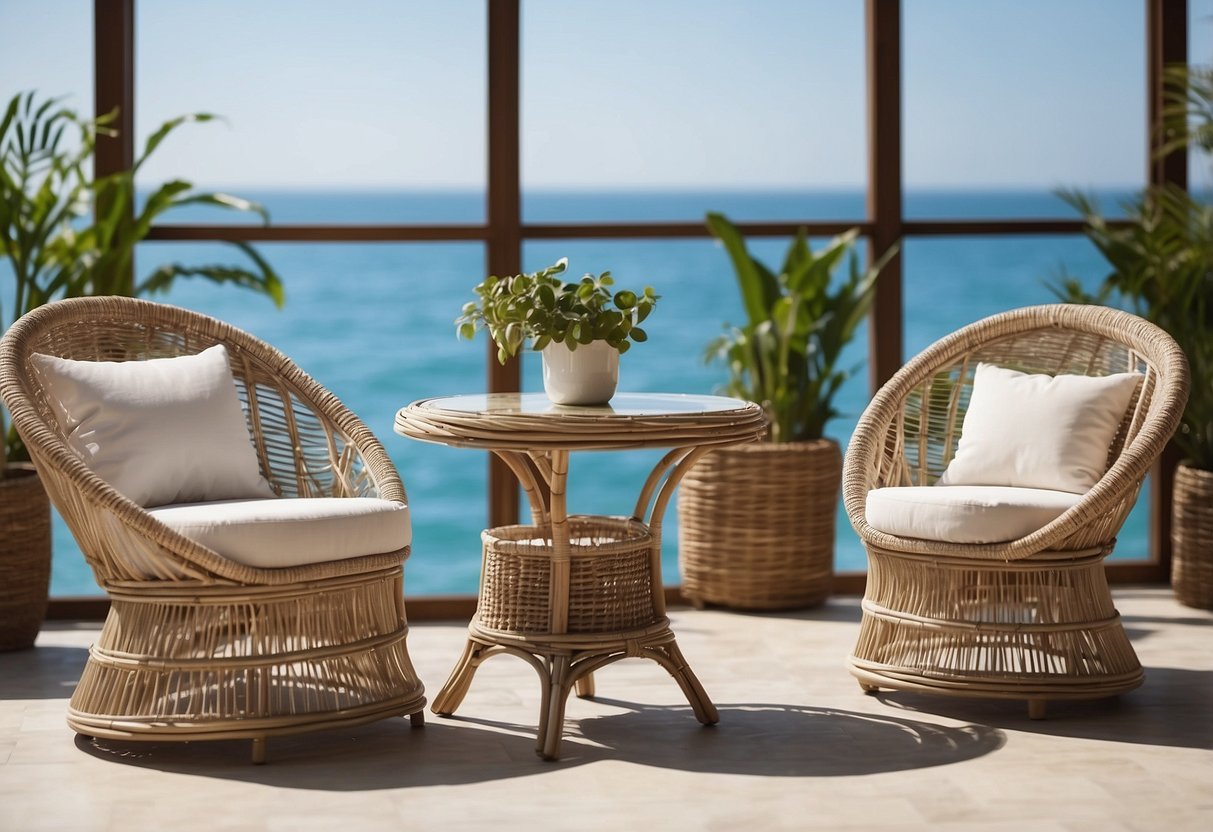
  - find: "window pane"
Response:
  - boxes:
[1191,0,1213,195]
[522,1,866,222]
[135,1,485,223]
[50,242,488,597]
[0,0,93,172]
[904,0,1145,217]
[903,235,1150,562]
[521,238,872,579]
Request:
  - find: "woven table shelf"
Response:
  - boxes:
[477,516,655,635]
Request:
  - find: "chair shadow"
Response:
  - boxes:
[74,699,1005,787]
[0,644,88,700]
[74,716,555,788]
[864,665,1213,750]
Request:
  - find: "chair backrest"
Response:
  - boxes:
[845,304,1189,555]
[0,296,404,582]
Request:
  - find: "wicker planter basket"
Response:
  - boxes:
[0,463,51,651]
[677,438,841,610]
[476,515,656,634]
[1172,462,1213,610]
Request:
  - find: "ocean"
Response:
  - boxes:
[32,188,1151,597]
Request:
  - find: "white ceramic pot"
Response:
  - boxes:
[541,340,619,405]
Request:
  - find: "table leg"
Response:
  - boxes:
[648,639,719,725]
[431,638,482,716]
[540,654,574,760]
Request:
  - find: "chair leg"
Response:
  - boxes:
[859,682,880,694]
[409,710,425,728]
[574,672,596,699]
[251,737,267,765]
[1028,699,1048,720]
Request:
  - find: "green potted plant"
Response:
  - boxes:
[677,212,897,610]
[455,257,658,405]
[1052,62,1213,609]
[0,91,284,649]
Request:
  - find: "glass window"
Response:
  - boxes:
[522,237,872,578]
[521,0,866,223]
[0,0,93,172]
[1191,0,1213,195]
[2,1,94,596]
[902,235,1150,562]
[904,0,1145,218]
[135,1,486,223]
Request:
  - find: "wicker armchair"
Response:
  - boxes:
[0,296,426,762]
[844,305,1189,718]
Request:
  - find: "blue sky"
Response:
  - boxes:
[1,0,1209,191]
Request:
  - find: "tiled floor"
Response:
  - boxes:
[1,588,1210,831]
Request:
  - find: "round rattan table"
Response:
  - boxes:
[395,392,766,759]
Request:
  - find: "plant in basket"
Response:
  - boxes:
[1051,59,1213,609]
[677,212,897,610]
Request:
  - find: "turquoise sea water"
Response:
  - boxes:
[30,188,1151,597]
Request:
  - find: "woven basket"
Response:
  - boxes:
[476,515,656,634]
[0,463,51,651]
[677,439,841,610]
[1172,462,1213,610]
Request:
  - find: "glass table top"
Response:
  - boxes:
[411,392,754,418]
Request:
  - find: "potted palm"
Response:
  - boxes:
[1053,61,1213,609]
[677,213,897,610]
[456,257,658,405]
[1,91,284,649]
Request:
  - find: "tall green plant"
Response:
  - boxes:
[704,212,898,443]
[1053,63,1213,471]
[1,91,285,472]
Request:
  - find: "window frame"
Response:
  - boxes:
[64,0,1187,615]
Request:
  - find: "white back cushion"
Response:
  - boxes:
[32,344,276,507]
[938,363,1141,494]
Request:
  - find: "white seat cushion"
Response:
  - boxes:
[938,362,1141,494]
[865,485,1082,544]
[148,497,411,569]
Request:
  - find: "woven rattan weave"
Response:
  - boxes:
[396,392,766,759]
[0,297,426,762]
[0,464,51,651]
[843,305,1189,718]
[679,439,840,610]
[1171,462,1213,610]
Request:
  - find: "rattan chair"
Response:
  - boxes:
[844,304,1189,718]
[0,296,426,762]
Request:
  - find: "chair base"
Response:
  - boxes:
[69,568,426,761]
[850,543,1143,714]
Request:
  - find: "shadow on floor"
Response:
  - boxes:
[0,645,87,700]
[568,700,1005,775]
[71,700,1005,787]
[864,665,1213,750]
